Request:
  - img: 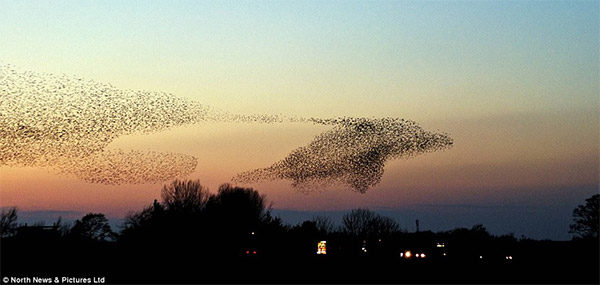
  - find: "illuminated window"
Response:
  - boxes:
[317,241,327,255]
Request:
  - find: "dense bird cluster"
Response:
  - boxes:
[0,65,211,184]
[0,64,452,192]
[233,117,453,193]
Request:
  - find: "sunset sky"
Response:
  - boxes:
[1,1,598,240]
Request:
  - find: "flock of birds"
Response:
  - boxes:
[233,117,453,193]
[0,64,453,193]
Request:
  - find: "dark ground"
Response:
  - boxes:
[2,238,598,284]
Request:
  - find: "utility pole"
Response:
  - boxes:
[416,219,420,233]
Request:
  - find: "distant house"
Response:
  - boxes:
[15,224,61,240]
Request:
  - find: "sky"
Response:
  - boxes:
[1,0,598,240]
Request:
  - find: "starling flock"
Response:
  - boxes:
[233,117,453,193]
[0,64,452,193]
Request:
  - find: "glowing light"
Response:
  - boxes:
[443,253,447,256]
[399,252,404,257]
[405,251,412,258]
[317,241,327,255]
[479,256,483,259]
[251,232,255,235]
[506,255,513,260]
[436,243,445,248]
[253,251,257,254]
[420,253,426,258]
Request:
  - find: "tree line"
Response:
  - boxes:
[1,180,598,283]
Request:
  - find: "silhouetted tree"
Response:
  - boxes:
[370,215,400,237]
[1,207,18,238]
[161,179,209,214]
[438,224,492,260]
[470,224,491,239]
[444,224,491,241]
[342,208,375,236]
[70,213,115,241]
[312,215,335,235]
[120,180,212,263]
[261,210,287,232]
[203,184,269,256]
[289,220,321,256]
[569,194,599,239]
[206,183,267,226]
[54,216,71,237]
[127,199,165,226]
[120,200,166,240]
[341,208,399,238]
